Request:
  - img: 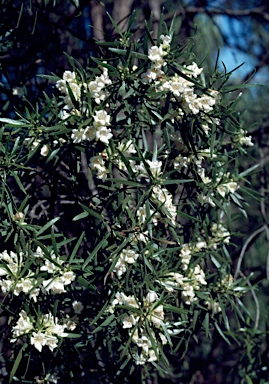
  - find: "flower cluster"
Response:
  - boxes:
[11,310,69,352]
[56,70,81,107]
[87,65,112,104]
[144,34,171,80]
[109,291,168,365]
[111,248,139,278]
[159,264,207,305]
[0,250,40,301]
[0,247,75,300]
[41,252,76,294]
[71,109,112,145]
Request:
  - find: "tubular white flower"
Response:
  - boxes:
[146,160,162,178]
[31,332,47,352]
[93,110,110,127]
[148,45,167,64]
[45,335,58,351]
[95,126,113,145]
[72,300,84,314]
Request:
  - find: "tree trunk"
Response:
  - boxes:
[149,0,164,39]
[112,0,134,32]
[90,0,105,40]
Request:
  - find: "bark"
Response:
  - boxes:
[90,0,105,40]
[112,0,134,33]
[149,0,165,39]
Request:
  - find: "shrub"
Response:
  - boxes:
[0,15,263,384]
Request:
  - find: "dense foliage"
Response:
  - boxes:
[0,9,268,384]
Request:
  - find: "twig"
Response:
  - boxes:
[235,225,266,279]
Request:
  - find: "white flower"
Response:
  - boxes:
[160,34,171,49]
[71,129,86,143]
[61,270,75,285]
[40,143,49,156]
[56,79,67,94]
[226,181,238,193]
[49,323,68,338]
[117,139,136,154]
[93,110,110,127]
[45,335,58,351]
[13,282,23,296]
[121,249,139,264]
[87,67,112,104]
[122,314,138,329]
[31,331,47,352]
[148,304,164,327]
[206,300,222,314]
[0,278,13,293]
[147,349,158,362]
[191,265,207,287]
[181,284,196,305]
[141,66,164,82]
[59,108,71,120]
[64,318,77,331]
[68,82,81,101]
[136,204,160,225]
[217,181,238,197]
[84,125,96,141]
[198,193,216,207]
[72,300,84,314]
[148,45,167,64]
[146,160,162,178]
[180,244,191,268]
[43,277,66,294]
[183,62,203,78]
[239,135,254,146]
[145,291,158,304]
[90,155,105,170]
[199,168,211,184]
[12,310,33,338]
[0,267,8,276]
[62,71,76,83]
[114,292,139,308]
[89,155,108,181]
[29,288,40,302]
[95,126,113,145]
[199,94,216,112]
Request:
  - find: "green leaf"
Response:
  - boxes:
[37,74,60,82]
[72,211,89,221]
[106,12,123,36]
[35,217,60,237]
[65,333,81,338]
[77,276,90,287]
[203,312,210,338]
[163,304,188,315]
[214,321,231,345]
[69,232,85,263]
[239,164,259,178]
[108,48,127,55]
[9,343,28,383]
[161,179,193,185]
[106,178,143,187]
[10,171,27,194]
[78,203,104,221]
[0,118,27,126]
[82,232,110,269]
[92,314,115,334]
